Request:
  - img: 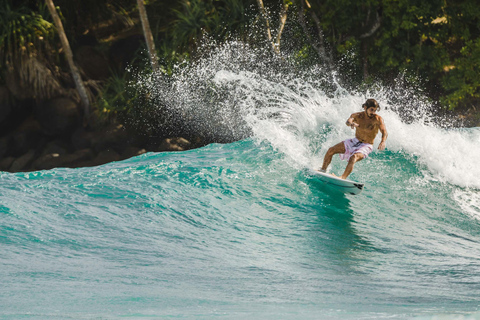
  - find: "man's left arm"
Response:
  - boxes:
[378,117,387,150]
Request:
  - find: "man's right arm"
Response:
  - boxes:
[345,114,358,128]
[377,117,388,150]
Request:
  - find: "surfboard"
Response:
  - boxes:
[307,169,365,195]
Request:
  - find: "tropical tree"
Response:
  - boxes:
[137,0,159,71]
[45,0,91,119]
[0,1,62,100]
[441,39,480,110]
[169,0,251,53]
[170,0,218,51]
[52,0,136,39]
[438,0,480,110]
[256,0,290,55]
[296,0,332,69]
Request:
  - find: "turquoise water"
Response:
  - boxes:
[2,137,480,319]
[2,43,480,319]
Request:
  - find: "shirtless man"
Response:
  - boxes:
[320,98,388,179]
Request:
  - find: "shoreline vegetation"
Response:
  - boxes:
[1,0,479,173]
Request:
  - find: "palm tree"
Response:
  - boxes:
[255,0,289,55]
[45,0,91,119]
[137,0,159,71]
[169,0,250,53]
[297,0,332,70]
[0,2,63,100]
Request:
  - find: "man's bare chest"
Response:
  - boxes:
[358,118,378,130]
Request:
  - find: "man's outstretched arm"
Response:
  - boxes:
[378,117,388,150]
[345,114,358,129]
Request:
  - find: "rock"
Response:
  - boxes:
[0,86,12,124]
[33,148,95,170]
[158,137,191,151]
[31,153,62,170]
[191,136,206,148]
[10,117,45,156]
[0,156,15,172]
[90,124,128,153]
[10,149,36,172]
[41,140,68,157]
[0,136,11,159]
[75,45,110,80]
[68,148,96,165]
[93,149,121,165]
[36,98,81,136]
[5,71,30,101]
[121,146,147,159]
[71,127,94,150]
[0,98,35,136]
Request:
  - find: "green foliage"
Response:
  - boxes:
[53,0,137,39]
[371,0,480,109]
[157,42,189,76]
[94,71,136,123]
[371,0,446,73]
[0,1,55,65]
[443,0,480,42]
[2,0,480,115]
[441,39,480,110]
[171,0,214,49]
[170,0,251,51]
[304,0,480,110]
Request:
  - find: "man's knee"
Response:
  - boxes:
[350,153,364,163]
[327,146,341,156]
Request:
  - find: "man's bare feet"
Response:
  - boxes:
[331,173,346,179]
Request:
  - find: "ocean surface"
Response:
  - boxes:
[2,42,480,319]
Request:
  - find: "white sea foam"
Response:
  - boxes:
[454,189,480,220]
[142,40,480,189]
[210,66,480,189]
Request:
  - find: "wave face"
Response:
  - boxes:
[2,42,480,319]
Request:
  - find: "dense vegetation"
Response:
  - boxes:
[0,0,479,171]
[2,0,480,114]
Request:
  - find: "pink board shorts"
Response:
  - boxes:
[340,138,373,161]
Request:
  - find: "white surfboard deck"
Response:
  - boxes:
[308,169,365,195]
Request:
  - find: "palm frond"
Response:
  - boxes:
[0,2,55,66]
[16,55,64,100]
[169,0,251,51]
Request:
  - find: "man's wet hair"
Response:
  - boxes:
[362,98,380,111]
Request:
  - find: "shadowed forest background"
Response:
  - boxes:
[1,0,479,172]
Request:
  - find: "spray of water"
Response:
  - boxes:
[133,39,480,189]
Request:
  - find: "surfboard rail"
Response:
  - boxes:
[307,169,364,195]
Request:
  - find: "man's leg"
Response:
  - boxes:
[321,141,346,171]
[341,153,365,179]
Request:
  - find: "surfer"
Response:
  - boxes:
[319,98,388,179]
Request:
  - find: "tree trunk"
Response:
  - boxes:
[360,10,381,39]
[256,0,290,55]
[137,0,159,71]
[297,0,333,70]
[275,2,289,51]
[256,0,277,54]
[45,0,90,119]
[362,41,369,79]
[360,8,381,80]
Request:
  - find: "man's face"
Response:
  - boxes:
[365,107,378,118]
